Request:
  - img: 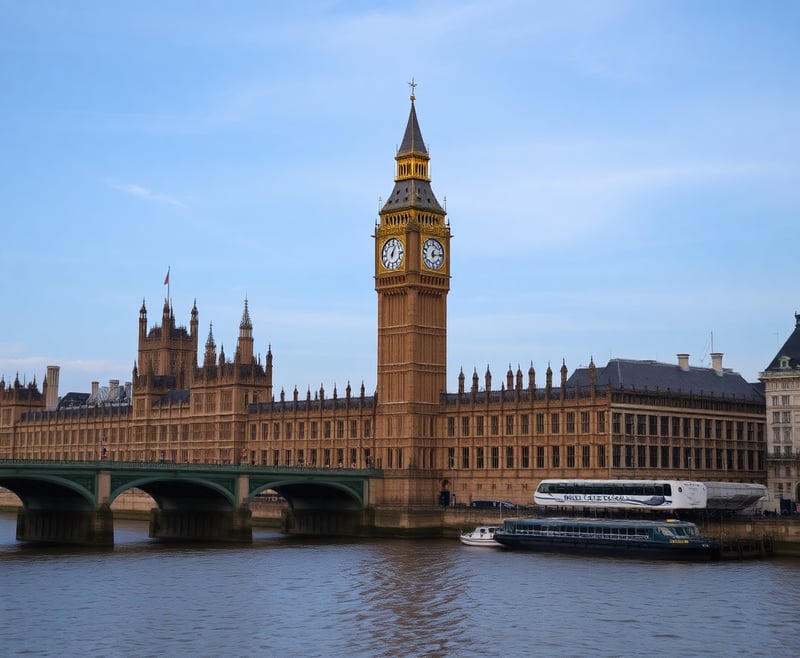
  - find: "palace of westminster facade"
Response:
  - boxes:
[1,94,796,510]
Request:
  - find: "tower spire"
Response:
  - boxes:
[240,298,252,335]
[396,85,430,166]
[237,298,254,364]
[382,85,444,214]
[203,322,217,367]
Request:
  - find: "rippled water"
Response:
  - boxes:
[1,513,799,657]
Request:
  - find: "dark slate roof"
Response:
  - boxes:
[381,178,444,214]
[151,375,177,389]
[398,100,427,155]
[147,326,191,340]
[160,389,190,404]
[567,358,763,402]
[763,313,800,372]
[57,392,91,409]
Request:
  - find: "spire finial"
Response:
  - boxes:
[240,297,252,330]
[408,77,417,102]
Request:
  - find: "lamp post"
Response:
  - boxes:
[450,450,455,507]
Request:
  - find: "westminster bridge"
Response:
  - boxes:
[0,460,383,546]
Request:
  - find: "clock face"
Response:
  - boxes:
[381,237,404,270]
[422,238,444,270]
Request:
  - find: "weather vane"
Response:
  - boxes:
[408,77,417,100]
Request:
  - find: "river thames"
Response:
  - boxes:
[1,513,798,658]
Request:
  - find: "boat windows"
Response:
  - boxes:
[666,525,698,538]
[537,480,674,497]
[502,519,703,546]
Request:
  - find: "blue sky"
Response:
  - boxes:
[1,1,798,397]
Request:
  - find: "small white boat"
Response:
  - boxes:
[459,526,502,547]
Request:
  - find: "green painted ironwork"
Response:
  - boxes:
[0,460,382,510]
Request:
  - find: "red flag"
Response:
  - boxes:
[164,268,170,285]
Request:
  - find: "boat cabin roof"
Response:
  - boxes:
[507,518,696,530]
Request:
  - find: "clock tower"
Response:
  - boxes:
[375,86,450,471]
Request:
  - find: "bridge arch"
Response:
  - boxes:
[109,476,237,510]
[250,478,365,510]
[0,474,96,511]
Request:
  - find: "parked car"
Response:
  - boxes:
[470,499,516,510]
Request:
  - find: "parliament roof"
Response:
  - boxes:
[568,358,763,402]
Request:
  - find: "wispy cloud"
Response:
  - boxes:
[108,182,185,208]
[447,146,780,254]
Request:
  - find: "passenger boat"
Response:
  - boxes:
[493,518,720,560]
[459,525,502,547]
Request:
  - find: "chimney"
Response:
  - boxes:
[710,353,723,375]
[91,381,99,400]
[109,379,120,402]
[45,365,60,410]
[677,354,690,371]
[125,381,132,401]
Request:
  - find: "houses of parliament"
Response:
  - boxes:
[0,92,768,508]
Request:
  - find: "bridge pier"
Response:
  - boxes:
[16,505,114,547]
[149,506,253,543]
[285,508,372,536]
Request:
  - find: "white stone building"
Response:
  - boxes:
[760,313,800,513]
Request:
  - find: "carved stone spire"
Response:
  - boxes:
[203,323,217,367]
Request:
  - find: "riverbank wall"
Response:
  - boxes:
[2,488,798,556]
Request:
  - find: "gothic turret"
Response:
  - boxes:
[134,297,198,398]
[204,323,217,367]
[139,299,147,340]
[236,298,254,364]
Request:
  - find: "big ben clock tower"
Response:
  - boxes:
[375,84,450,478]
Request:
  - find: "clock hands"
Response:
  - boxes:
[382,238,404,269]
[422,238,444,269]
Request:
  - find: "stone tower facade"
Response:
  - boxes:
[134,298,199,398]
[374,89,452,501]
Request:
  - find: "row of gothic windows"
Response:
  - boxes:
[447,412,764,442]
[252,419,372,442]
[446,444,761,471]
[447,412,604,437]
